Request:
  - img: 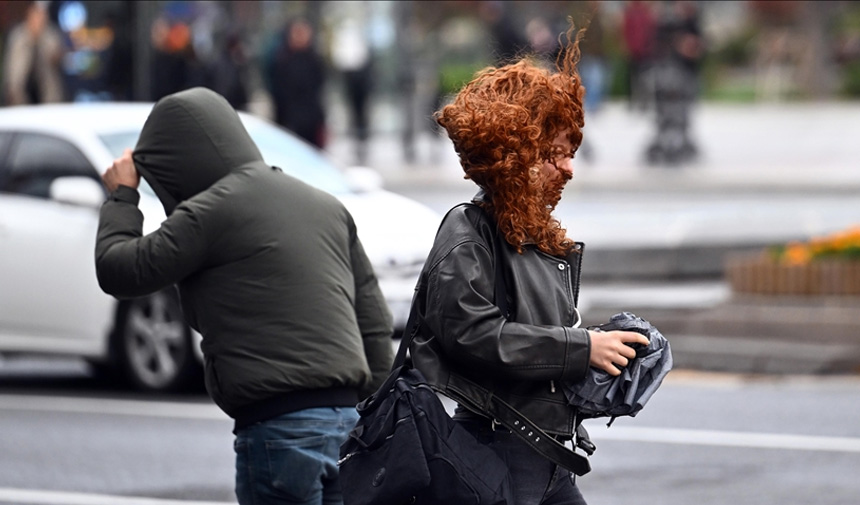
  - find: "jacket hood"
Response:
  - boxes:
[133,87,264,215]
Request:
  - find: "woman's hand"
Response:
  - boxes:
[587,330,650,376]
[102,148,140,193]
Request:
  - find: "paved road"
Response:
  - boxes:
[2,359,860,505]
[577,371,860,505]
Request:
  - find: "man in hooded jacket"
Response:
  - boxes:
[95,87,394,505]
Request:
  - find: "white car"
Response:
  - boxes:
[0,103,440,392]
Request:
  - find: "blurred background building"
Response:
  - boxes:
[1,1,857,134]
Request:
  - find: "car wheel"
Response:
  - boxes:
[113,288,199,392]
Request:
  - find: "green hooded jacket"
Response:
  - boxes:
[95,87,393,418]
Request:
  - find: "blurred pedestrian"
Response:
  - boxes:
[621,0,657,111]
[479,0,528,66]
[645,0,702,165]
[94,87,394,505]
[149,17,189,101]
[754,28,796,102]
[331,18,373,164]
[1,1,65,105]
[525,16,560,70]
[409,20,649,505]
[663,0,704,86]
[271,18,327,148]
[209,30,249,111]
[102,11,133,101]
[259,27,283,104]
[576,1,610,162]
[578,2,609,114]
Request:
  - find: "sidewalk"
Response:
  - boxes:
[326,100,860,194]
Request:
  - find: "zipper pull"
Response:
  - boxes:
[550,380,556,393]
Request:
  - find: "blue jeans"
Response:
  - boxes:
[459,419,588,505]
[234,407,360,505]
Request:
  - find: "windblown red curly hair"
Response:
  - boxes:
[436,21,586,257]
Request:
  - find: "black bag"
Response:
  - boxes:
[338,355,513,505]
[339,210,514,504]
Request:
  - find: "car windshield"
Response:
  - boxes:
[99,119,350,196]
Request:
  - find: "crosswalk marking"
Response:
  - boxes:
[585,424,860,453]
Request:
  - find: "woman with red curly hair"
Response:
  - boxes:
[406,22,649,504]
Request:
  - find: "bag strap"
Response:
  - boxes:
[361,204,472,413]
[440,366,592,475]
[393,201,489,367]
[359,308,416,414]
[492,227,509,320]
[488,392,590,475]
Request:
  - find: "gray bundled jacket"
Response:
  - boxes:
[95,88,393,421]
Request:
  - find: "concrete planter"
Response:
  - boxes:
[725,254,860,296]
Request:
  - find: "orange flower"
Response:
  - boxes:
[774,225,860,263]
[782,242,811,265]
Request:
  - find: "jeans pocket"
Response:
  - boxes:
[266,435,327,502]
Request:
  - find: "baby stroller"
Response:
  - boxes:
[643,57,698,165]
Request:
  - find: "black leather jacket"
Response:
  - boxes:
[409,195,591,437]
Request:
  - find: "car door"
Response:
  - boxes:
[0,131,114,356]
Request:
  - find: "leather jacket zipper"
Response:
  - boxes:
[561,260,577,327]
[571,243,584,307]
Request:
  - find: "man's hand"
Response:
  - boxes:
[587,330,650,376]
[102,148,140,193]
